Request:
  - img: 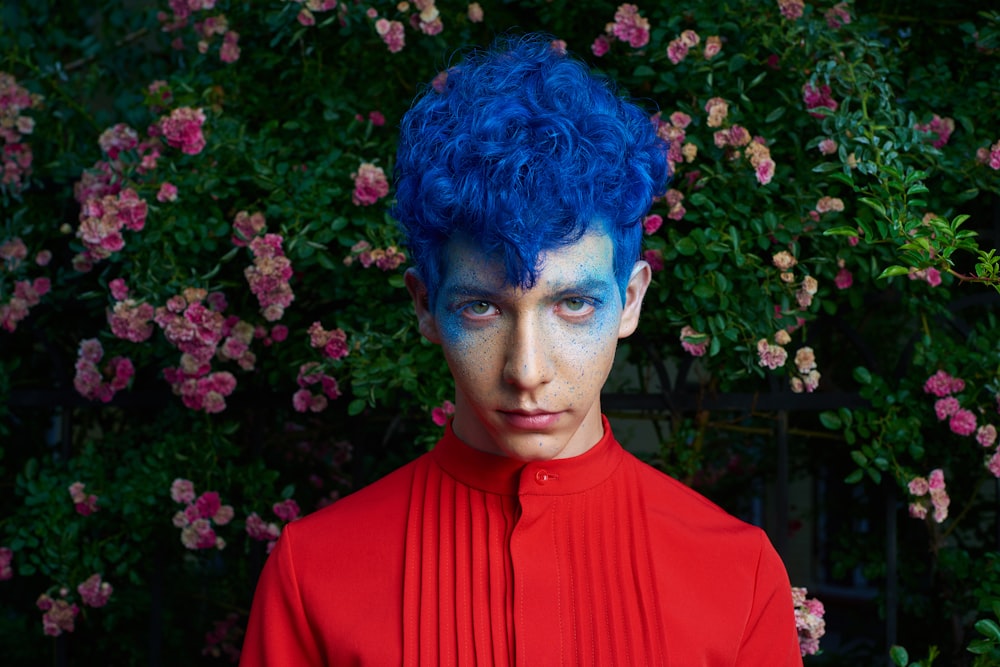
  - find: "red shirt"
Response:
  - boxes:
[241,418,803,665]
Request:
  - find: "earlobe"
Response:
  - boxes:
[404,268,442,344]
[618,260,651,339]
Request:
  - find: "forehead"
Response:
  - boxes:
[439,232,615,294]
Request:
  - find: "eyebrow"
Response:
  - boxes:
[442,277,616,301]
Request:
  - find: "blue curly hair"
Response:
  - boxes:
[393,34,669,306]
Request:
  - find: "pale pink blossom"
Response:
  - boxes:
[778,0,804,20]
[0,547,12,580]
[308,322,349,359]
[703,35,722,59]
[818,138,838,155]
[351,162,389,206]
[591,35,610,57]
[977,424,997,447]
[909,502,927,519]
[803,83,838,118]
[705,97,729,128]
[375,18,405,53]
[834,267,853,289]
[68,482,99,515]
[824,2,851,28]
[680,325,709,357]
[297,8,315,25]
[950,409,977,436]
[98,123,139,159]
[245,234,295,321]
[171,478,196,504]
[157,182,178,202]
[923,370,965,397]
[757,338,788,370]
[666,37,689,64]
[77,574,113,608]
[908,477,929,496]
[643,249,664,272]
[914,114,955,149]
[37,595,79,636]
[794,347,816,373]
[815,196,844,214]
[989,451,1000,478]
[755,158,775,185]
[431,399,456,426]
[772,250,797,270]
[273,499,301,522]
[665,189,686,220]
[157,107,207,155]
[792,587,825,656]
[219,31,241,63]
[934,397,960,420]
[610,4,650,48]
[642,214,663,235]
[467,2,483,22]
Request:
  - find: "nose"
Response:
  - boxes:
[502,315,553,390]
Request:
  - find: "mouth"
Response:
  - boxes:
[498,410,562,431]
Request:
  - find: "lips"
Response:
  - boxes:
[499,410,562,430]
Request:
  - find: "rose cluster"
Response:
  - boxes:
[907,469,950,523]
[0,237,50,332]
[68,481,99,516]
[73,188,149,270]
[0,71,43,193]
[343,239,407,271]
[73,338,135,403]
[36,573,113,637]
[170,479,234,550]
[792,587,826,656]
[246,498,300,553]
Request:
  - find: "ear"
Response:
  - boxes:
[618,260,652,339]
[405,268,442,344]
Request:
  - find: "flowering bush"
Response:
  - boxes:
[1,0,1000,662]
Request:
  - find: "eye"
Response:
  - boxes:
[463,301,497,318]
[560,297,595,316]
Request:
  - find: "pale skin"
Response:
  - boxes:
[405,231,651,462]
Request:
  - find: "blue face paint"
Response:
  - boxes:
[424,232,648,463]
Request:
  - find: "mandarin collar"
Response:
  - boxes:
[430,415,625,496]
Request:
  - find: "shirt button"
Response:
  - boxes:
[534,470,559,484]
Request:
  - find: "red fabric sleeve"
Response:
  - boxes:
[239,528,323,667]
[735,531,804,666]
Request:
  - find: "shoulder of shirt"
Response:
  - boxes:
[286,451,430,534]
[620,447,766,540]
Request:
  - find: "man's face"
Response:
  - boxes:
[406,231,650,461]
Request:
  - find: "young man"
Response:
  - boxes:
[241,36,803,665]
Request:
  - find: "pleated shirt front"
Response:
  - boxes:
[240,418,802,666]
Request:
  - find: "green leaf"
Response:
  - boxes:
[692,283,715,299]
[850,450,868,467]
[859,197,887,217]
[853,367,873,385]
[823,226,860,236]
[890,645,909,666]
[674,237,698,256]
[967,638,993,654]
[347,399,367,416]
[819,411,842,430]
[976,619,1000,642]
[845,469,864,484]
[764,107,786,123]
[878,265,911,279]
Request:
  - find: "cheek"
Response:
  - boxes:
[554,312,620,383]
